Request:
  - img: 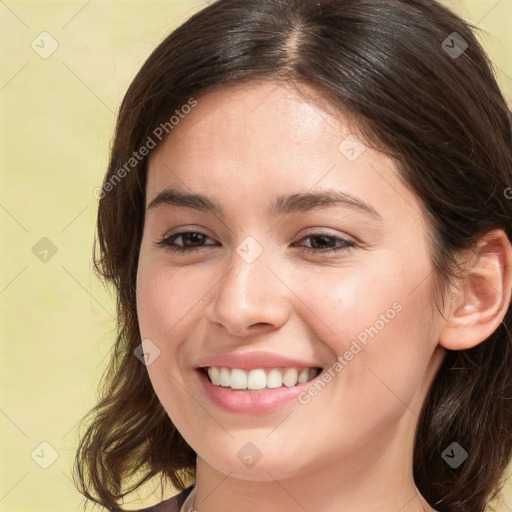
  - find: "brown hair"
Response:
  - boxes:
[73,1,512,511]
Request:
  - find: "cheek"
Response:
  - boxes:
[135,254,204,427]
[136,254,207,341]
[298,254,419,349]
[302,252,435,406]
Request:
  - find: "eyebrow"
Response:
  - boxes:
[147,187,382,219]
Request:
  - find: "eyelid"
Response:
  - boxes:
[160,226,355,241]
[297,227,355,241]
[159,225,215,239]
[154,228,358,256]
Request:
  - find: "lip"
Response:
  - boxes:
[194,350,323,370]
[196,367,323,414]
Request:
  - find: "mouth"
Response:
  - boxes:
[197,366,323,392]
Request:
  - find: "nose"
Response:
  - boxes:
[204,242,291,337]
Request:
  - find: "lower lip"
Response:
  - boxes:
[195,368,322,415]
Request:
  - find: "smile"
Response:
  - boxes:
[196,366,326,414]
[204,366,322,391]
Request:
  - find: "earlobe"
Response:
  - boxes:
[438,229,512,351]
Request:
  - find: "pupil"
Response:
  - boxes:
[187,232,204,246]
[312,235,332,249]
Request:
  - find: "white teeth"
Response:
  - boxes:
[220,367,231,387]
[206,366,319,390]
[266,368,283,389]
[298,368,310,384]
[282,368,298,387]
[209,366,221,385]
[247,369,267,390]
[230,369,247,389]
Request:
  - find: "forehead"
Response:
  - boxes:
[146,80,426,227]
[152,80,350,155]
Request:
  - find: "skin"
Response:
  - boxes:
[136,80,512,512]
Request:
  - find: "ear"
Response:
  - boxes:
[439,229,512,351]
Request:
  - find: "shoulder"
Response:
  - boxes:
[108,485,195,512]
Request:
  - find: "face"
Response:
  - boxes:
[136,80,447,481]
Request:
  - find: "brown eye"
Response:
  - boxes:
[294,233,356,254]
[155,231,217,253]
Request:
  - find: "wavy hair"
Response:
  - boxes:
[73,1,512,511]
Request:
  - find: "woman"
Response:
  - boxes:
[73,1,512,511]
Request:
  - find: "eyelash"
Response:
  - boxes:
[154,230,356,255]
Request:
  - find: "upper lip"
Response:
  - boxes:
[195,351,323,370]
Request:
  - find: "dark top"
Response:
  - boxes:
[109,485,195,512]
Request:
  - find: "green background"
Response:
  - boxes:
[1,1,511,510]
